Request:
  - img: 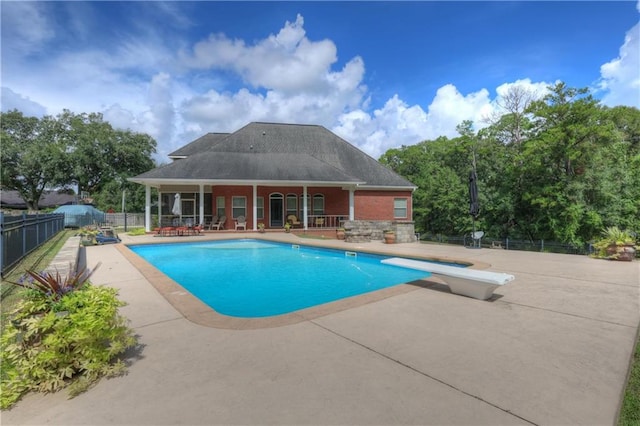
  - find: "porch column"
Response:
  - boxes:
[158,191,162,227]
[145,185,151,232]
[199,184,205,226]
[349,188,355,220]
[303,185,308,230]
[252,184,258,231]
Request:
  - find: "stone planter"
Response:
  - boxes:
[613,244,636,261]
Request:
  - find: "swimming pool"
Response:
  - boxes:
[129,239,455,318]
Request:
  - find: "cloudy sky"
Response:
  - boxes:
[2,1,638,161]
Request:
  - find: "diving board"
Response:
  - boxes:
[381,258,514,300]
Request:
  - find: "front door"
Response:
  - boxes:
[269,194,284,227]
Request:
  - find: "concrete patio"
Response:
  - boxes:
[3,232,639,425]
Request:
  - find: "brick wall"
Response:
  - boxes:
[354,190,413,220]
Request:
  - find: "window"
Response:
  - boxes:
[232,196,246,219]
[312,194,324,215]
[256,197,264,220]
[394,198,408,219]
[300,194,311,215]
[216,196,225,218]
[286,194,298,217]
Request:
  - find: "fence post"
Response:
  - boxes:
[506,237,509,250]
[541,239,544,252]
[22,212,27,259]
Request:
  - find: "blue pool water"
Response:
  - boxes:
[130,239,448,318]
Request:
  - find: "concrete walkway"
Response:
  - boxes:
[3,232,639,425]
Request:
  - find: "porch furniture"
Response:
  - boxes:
[206,216,219,230]
[235,216,247,231]
[212,216,226,230]
[314,217,325,227]
[287,215,302,228]
[382,257,515,300]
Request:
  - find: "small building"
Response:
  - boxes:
[130,122,416,239]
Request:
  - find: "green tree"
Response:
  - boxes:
[1,110,71,210]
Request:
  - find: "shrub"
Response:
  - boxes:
[127,227,147,236]
[1,266,137,409]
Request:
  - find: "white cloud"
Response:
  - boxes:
[2,7,637,166]
[1,2,54,54]
[598,22,640,108]
[179,14,342,94]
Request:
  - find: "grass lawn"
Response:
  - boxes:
[1,229,74,315]
[618,332,640,425]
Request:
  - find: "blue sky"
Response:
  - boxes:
[2,1,638,161]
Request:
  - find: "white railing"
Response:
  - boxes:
[307,215,348,229]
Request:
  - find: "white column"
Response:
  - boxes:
[349,188,355,220]
[199,184,205,225]
[158,191,162,227]
[145,185,151,232]
[252,184,258,231]
[303,185,308,230]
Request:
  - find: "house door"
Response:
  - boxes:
[269,193,284,227]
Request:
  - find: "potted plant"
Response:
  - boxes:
[592,226,638,261]
[78,227,99,246]
[258,223,265,233]
[336,228,345,240]
[284,222,292,233]
[383,230,396,244]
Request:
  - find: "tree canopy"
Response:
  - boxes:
[380,82,640,245]
[1,109,156,211]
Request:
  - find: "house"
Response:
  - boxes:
[130,122,417,238]
[0,190,77,211]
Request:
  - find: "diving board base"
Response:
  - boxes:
[381,258,515,300]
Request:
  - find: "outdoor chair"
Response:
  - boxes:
[471,231,484,248]
[287,215,301,228]
[206,216,219,230]
[212,216,226,230]
[235,216,247,231]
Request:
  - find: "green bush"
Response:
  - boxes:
[1,271,137,409]
[127,227,147,236]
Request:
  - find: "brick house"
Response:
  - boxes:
[130,122,416,239]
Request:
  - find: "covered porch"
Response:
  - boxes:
[141,182,356,232]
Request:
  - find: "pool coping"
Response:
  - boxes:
[116,236,491,330]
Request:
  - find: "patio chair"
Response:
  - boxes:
[287,215,301,228]
[206,216,218,230]
[235,216,247,231]
[212,216,226,230]
[471,231,484,248]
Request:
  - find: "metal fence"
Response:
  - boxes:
[103,213,145,228]
[419,233,594,256]
[0,212,65,277]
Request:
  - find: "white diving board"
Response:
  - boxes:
[382,257,515,300]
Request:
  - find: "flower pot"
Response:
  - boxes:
[383,232,396,244]
[336,229,345,240]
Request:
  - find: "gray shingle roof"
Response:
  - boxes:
[133,122,415,188]
[168,133,230,158]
